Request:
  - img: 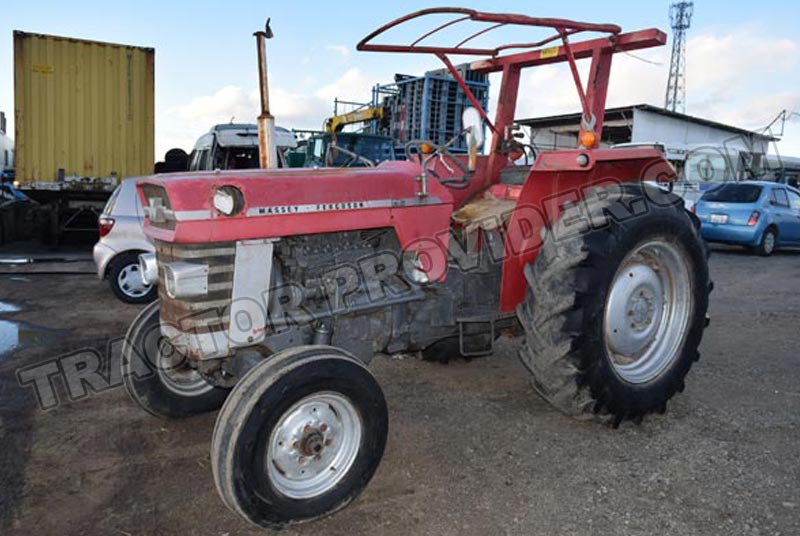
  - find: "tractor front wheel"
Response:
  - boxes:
[211,345,388,530]
[121,301,229,418]
[517,183,710,426]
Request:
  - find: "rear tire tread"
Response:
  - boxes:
[517,184,711,425]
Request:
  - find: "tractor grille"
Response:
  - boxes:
[156,240,236,335]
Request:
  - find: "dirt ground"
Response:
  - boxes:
[0,246,798,536]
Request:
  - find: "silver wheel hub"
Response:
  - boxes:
[155,339,214,396]
[606,264,664,355]
[604,240,693,384]
[118,264,150,298]
[268,392,362,500]
[764,232,775,253]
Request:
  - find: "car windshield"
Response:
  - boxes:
[702,184,762,203]
[219,147,260,169]
[330,135,394,165]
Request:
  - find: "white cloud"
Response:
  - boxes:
[686,30,797,94]
[171,85,256,123]
[159,68,378,158]
[158,27,800,160]
[514,47,669,121]
[700,92,800,132]
[512,26,800,155]
[325,44,350,57]
[314,67,373,103]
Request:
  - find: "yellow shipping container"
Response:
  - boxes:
[13,31,154,184]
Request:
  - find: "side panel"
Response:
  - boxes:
[499,148,677,311]
[229,240,275,348]
[13,31,155,183]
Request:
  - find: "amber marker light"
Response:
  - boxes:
[580,130,598,148]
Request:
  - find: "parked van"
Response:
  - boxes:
[188,124,297,171]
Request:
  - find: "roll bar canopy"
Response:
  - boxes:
[357,8,667,171]
[357,7,623,58]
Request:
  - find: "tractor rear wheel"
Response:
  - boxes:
[517,183,710,426]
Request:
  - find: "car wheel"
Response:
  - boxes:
[756,228,777,257]
[108,252,158,304]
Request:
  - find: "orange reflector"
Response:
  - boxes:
[580,130,597,148]
[420,143,436,155]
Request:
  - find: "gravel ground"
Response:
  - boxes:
[0,246,798,536]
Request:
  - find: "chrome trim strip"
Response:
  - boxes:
[171,197,445,222]
[245,196,444,217]
[174,209,214,221]
[157,246,236,259]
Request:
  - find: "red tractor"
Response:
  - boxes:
[124,8,710,530]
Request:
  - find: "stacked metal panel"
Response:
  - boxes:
[371,65,489,153]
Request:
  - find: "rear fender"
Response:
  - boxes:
[499,148,676,311]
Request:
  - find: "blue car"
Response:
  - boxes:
[694,181,800,256]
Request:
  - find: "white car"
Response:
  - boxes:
[93,179,156,303]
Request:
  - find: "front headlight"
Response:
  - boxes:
[163,262,209,299]
[213,185,244,216]
[138,253,158,285]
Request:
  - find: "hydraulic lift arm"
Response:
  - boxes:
[324,107,385,133]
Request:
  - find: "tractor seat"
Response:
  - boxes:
[451,192,517,234]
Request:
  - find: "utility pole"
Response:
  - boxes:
[665,2,693,113]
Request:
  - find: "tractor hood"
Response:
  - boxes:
[136,161,455,265]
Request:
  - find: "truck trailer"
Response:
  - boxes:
[13,31,154,242]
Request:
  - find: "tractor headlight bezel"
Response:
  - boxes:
[213,185,245,217]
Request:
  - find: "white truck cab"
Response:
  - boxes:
[188,123,297,171]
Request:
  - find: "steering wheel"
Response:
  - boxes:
[325,144,375,168]
[405,139,471,189]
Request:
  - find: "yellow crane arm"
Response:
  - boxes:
[324,107,384,133]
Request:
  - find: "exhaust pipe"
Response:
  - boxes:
[254,19,277,169]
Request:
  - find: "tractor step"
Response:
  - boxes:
[456,315,495,357]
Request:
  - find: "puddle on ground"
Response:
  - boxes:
[0,301,21,314]
[0,301,60,360]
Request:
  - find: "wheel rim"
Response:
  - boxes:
[152,337,215,396]
[604,240,693,384]
[267,392,363,499]
[764,231,775,254]
[117,263,151,298]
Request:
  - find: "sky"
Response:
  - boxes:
[2,0,799,161]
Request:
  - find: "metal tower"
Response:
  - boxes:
[665,2,693,113]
